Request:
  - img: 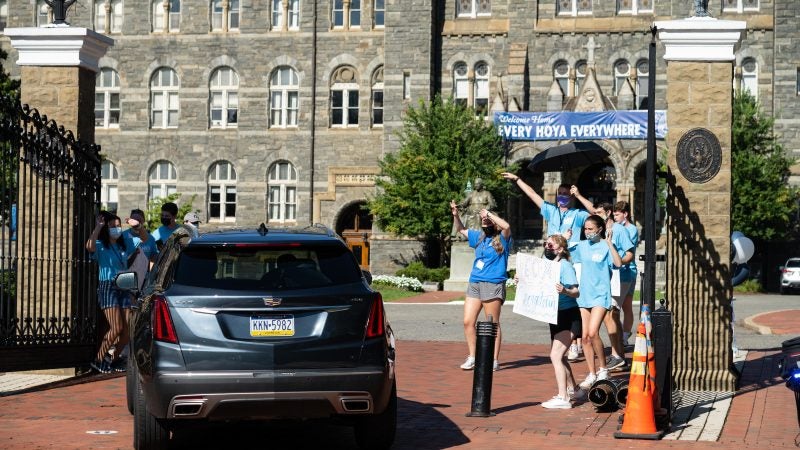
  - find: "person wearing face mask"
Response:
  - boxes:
[122,208,158,267]
[501,173,588,251]
[572,191,636,371]
[451,199,512,372]
[570,215,623,390]
[537,234,585,408]
[86,211,133,373]
[151,202,180,251]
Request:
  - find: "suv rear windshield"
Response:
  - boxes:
[787,260,800,268]
[173,244,363,290]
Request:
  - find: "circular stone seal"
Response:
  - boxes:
[676,128,722,184]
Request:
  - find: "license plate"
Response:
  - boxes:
[250,315,295,337]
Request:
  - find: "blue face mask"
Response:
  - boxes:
[109,227,122,239]
[556,195,571,207]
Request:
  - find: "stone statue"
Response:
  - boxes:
[455,177,496,232]
[693,0,710,17]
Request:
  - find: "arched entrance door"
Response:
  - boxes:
[336,202,373,270]
[576,163,617,207]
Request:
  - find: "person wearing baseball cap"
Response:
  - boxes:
[184,212,200,228]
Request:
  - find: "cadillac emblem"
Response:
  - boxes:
[263,297,282,306]
[676,128,722,184]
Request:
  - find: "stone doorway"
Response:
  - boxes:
[336,201,373,270]
[576,162,617,207]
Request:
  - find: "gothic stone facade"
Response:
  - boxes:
[1,0,797,274]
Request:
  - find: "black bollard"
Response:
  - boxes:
[466,316,497,417]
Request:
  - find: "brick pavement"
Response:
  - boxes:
[0,341,796,449]
[746,309,800,336]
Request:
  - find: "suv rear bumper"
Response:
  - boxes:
[143,368,393,420]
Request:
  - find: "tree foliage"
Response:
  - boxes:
[368,95,516,265]
[1,48,21,228]
[731,90,798,240]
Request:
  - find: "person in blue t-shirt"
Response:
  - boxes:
[450,199,512,372]
[151,202,180,251]
[86,211,133,374]
[501,173,589,250]
[613,201,639,345]
[571,215,623,390]
[539,234,585,409]
[122,209,158,265]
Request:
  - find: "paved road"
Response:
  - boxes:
[385,292,800,350]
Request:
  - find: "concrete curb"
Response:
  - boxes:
[742,312,774,335]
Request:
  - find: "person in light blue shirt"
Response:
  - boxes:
[613,201,639,345]
[501,172,588,249]
[451,199,512,372]
[571,215,623,390]
[540,234,585,408]
[122,209,158,263]
[151,202,180,251]
[86,211,132,374]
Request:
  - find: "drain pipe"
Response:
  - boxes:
[309,0,318,224]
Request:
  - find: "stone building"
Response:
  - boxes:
[1,0,797,275]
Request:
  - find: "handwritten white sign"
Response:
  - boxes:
[512,253,560,324]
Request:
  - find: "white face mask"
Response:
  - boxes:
[109,227,122,239]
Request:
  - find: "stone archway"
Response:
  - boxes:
[335,201,373,270]
[576,162,617,206]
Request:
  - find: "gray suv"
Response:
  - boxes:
[117,224,396,449]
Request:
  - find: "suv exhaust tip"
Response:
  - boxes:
[172,401,205,416]
[341,398,371,413]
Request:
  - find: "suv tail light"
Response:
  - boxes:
[152,295,179,344]
[365,293,385,338]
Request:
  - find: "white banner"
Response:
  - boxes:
[512,253,560,324]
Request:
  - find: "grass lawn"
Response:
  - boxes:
[372,285,517,302]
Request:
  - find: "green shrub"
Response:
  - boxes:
[734,279,762,293]
[396,261,450,283]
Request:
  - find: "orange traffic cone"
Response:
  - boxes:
[640,307,667,417]
[614,322,663,440]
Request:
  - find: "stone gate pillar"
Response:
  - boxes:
[655,18,746,391]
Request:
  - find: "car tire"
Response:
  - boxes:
[126,355,137,415]
[353,381,397,450]
[134,380,170,450]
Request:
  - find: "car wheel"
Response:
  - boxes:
[353,381,397,450]
[134,380,170,450]
[126,356,137,415]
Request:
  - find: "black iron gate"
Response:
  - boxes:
[0,93,101,372]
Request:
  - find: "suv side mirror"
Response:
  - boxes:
[362,270,372,285]
[115,271,139,293]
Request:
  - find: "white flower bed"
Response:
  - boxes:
[505,278,517,288]
[371,274,424,292]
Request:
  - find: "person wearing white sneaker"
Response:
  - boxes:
[541,395,572,409]
[450,200,512,371]
[612,202,639,348]
[534,234,583,406]
[568,212,623,387]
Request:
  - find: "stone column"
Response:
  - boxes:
[655,17,746,391]
[4,26,112,372]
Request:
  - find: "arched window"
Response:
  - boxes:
[575,60,587,94]
[330,66,359,127]
[270,66,299,127]
[0,1,8,30]
[210,67,239,128]
[211,0,239,31]
[635,59,649,109]
[95,0,123,33]
[453,62,468,107]
[36,1,51,26]
[148,160,177,201]
[613,59,630,96]
[95,68,121,128]
[101,160,119,213]
[371,66,384,127]
[553,60,569,96]
[268,161,297,222]
[152,0,180,32]
[457,0,491,18]
[150,68,179,128]
[208,161,237,222]
[741,57,758,99]
[473,61,490,116]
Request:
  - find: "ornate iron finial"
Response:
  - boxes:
[693,0,710,17]
[43,0,77,25]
